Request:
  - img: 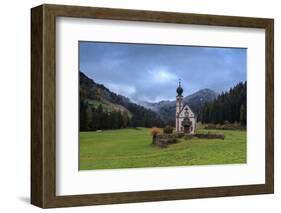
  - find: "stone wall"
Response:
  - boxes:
[154,132,224,148]
[154,134,180,148]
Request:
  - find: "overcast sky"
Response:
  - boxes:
[79,41,246,103]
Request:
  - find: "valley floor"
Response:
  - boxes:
[79,127,246,170]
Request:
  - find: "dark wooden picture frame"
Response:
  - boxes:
[31,4,274,208]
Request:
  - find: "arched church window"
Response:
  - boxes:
[184,108,189,117]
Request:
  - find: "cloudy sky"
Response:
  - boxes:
[79,41,246,103]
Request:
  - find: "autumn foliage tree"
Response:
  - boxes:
[150,127,161,144]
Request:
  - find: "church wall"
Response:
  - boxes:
[190,117,196,134]
[176,117,196,134]
[176,105,197,134]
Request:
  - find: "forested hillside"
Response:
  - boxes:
[79,72,164,131]
[198,82,247,125]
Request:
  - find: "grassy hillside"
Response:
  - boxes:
[87,98,132,118]
[79,128,246,170]
[79,72,164,131]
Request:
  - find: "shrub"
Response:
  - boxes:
[224,120,230,125]
[204,122,246,131]
[150,127,161,145]
[163,125,173,134]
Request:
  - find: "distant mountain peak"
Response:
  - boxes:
[138,88,218,122]
[188,88,218,96]
[184,88,218,102]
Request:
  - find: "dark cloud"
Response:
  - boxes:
[79,41,246,102]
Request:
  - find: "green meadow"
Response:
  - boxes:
[79,127,246,170]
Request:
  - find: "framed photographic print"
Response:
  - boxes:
[31,4,274,208]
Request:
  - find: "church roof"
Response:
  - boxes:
[178,104,196,117]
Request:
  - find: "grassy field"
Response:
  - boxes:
[79,127,246,170]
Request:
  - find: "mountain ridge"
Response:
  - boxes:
[138,88,218,123]
[140,88,218,109]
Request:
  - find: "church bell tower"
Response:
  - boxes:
[176,79,183,132]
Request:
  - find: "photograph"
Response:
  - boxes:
[78,41,247,170]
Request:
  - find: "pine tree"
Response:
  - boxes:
[199,81,246,125]
[79,100,87,131]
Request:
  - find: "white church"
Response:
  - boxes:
[175,80,196,134]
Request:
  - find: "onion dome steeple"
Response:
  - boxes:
[176,79,183,96]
